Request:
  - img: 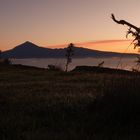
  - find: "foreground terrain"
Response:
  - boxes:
[0,64,140,140]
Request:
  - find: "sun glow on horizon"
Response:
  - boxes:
[48,39,138,54]
[1,39,139,54]
[1,0,140,53]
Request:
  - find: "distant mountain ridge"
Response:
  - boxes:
[1,41,137,58]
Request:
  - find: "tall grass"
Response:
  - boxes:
[0,65,140,139]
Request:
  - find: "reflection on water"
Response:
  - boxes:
[12,57,137,71]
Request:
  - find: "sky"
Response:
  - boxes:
[1,0,140,53]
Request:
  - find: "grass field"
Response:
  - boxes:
[1,64,140,140]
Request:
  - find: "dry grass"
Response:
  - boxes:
[0,65,140,139]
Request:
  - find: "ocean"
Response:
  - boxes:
[12,57,137,71]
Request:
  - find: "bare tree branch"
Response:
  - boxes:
[111,14,140,32]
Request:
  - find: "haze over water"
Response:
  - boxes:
[12,57,137,71]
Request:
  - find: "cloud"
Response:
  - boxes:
[48,39,136,53]
[49,39,132,48]
[75,39,132,46]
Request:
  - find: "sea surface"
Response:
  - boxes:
[11,57,138,71]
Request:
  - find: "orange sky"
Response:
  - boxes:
[49,39,138,54]
[1,0,140,53]
[1,39,139,54]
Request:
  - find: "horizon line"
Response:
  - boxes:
[2,39,133,53]
[48,39,133,47]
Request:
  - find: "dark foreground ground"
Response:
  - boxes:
[1,64,140,140]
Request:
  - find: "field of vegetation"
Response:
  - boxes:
[1,64,140,140]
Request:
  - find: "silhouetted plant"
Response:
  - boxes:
[65,43,74,72]
[111,14,140,70]
[47,64,63,71]
[97,61,104,68]
[3,58,11,65]
[132,56,140,72]
[111,14,140,49]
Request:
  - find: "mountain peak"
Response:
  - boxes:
[2,41,137,58]
[24,41,33,44]
[13,41,39,50]
[19,41,38,47]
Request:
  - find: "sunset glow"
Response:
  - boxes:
[49,39,138,54]
[1,0,140,53]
